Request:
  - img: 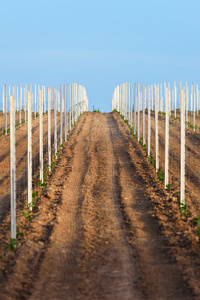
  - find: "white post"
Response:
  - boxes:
[54,87,57,158]
[174,82,177,118]
[185,82,188,124]
[48,87,51,171]
[4,85,7,134]
[24,84,27,123]
[10,95,16,239]
[151,85,153,111]
[19,84,21,125]
[155,85,159,171]
[43,86,45,113]
[2,87,4,114]
[64,84,67,142]
[39,90,43,183]
[128,82,131,126]
[142,84,145,145]
[67,83,71,132]
[165,88,169,188]
[27,92,32,209]
[16,86,18,112]
[137,83,140,141]
[197,84,199,115]
[125,82,127,120]
[35,84,37,117]
[60,84,63,146]
[130,83,132,129]
[193,82,195,131]
[134,83,137,135]
[119,84,121,114]
[180,89,185,205]
[147,86,151,156]
[160,83,163,112]
[72,83,74,125]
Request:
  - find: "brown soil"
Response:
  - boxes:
[0,112,200,299]
[0,112,63,222]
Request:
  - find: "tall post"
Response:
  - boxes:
[151,85,153,110]
[39,90,43,183]
[137,83,140,141]
[197,84,199,115]
[147,86,151,156]
[67,83,71,132]
[155,85,159,171]
[165,88,169,189]
[160,83,163,112]
[24,84,27,123]
[54,87,57,159]
[27,92,32,209]
[2,87,4,114]
[174,82,177,118]
[10,95,16,239]
[185,82,188,124]
[130,83,132,129]
[4,85,7,134]
[142,83,145,145]
[72,83,74,125]
[180,89,185,205]
[193,82,195,131]
[125,82,127,120]
[48,87,51,171]
[119,84,121,114]
[19,84,21,125]
[60,84,63,146]
[64,84,67,142]
[134,83,137,135]
[128,82,131,126]
[35,84,37,117]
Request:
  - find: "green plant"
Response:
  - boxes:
[139,136,143,146]
[93,109,101,113]
[38,179,47,188]
[179,203,188,218]
[6,238,16,251]
[157,169,164,183]
[16,225,23,238]
[166,183,171,190]
[147,155,155,167]
[32,191,38,200]
[22,208,32,221]
[60,143,63,148]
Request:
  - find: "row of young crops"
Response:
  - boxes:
[0,83,89,249]
[112,82,200,235]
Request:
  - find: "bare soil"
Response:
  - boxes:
[0,112,200,299]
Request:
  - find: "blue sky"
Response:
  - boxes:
[0,0,199,112]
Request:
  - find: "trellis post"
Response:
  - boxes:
[165,88,169,188]
[155,85,159,171]
[27,92,32,209]
[180,89,185,205]
[54,87,57,159]
[147,86,151,156]
[10,94,16,239]
[39,90,43,183]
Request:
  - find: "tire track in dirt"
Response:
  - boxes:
[74,113,141,300]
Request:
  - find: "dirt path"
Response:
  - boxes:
[0,112,197,299]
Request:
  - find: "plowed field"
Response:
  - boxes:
[0,112,200,300]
